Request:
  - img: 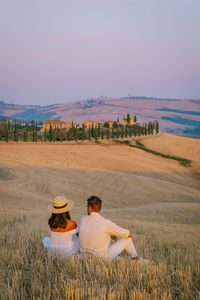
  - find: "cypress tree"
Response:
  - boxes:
[73,126,76,139]
[152,121,155,132]
[101,127,104,140]
[75,127,78,142]
[49,124,53,142]
[55,127,58,141]
[129,126,132,138]
[148,122,151,135]
[150,122,152,135]
[89,126,91,141]
[149,122,152,135]
[56,127,61,141]
[70,125,73,140]
[134,125,137,137]
[150,122,153,135]
[8,120,11,131]
[112,127,114,139]
[81,124,85,141]
[23,130,26,142]
[24,122,28,143]
[116,124,119,139]
[134,115,137,122]
[5,124,9,142]
[127,113,130,124]
[14,121,19,142]
[98,123,101,137]
[30,121,34,141]
[3,122,6,135]
[67,128,71,142]
[121,126,124,139]
[91,123,94,138]
[10,123,14,141]
[141,124,144,136]
[44,128,47,142]
[16,123,19,142]
[4,123,9,143]
[138,126,141,136]
[94,125,98,141]
[14,121,16,142]
[32,128,35,142]
[52,128,56,142]
[156,120,159,134]
[57,127,60,140]
[35,121,38,142]
[0,127,2,141]
[106,129,110,140]
[25,122,28,142]
[145,123,147,135]
[125,125,128,138]
[59,130,63,143]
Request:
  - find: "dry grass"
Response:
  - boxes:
[0,212,199,300]
[0,133,200,299]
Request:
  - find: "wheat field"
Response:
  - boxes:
[0,133,200,299]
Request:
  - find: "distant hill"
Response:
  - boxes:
[0,97,200,137]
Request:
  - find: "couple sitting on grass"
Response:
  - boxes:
[43,195,148,262]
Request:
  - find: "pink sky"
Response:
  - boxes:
[0,0,200,105]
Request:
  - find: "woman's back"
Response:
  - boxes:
[49,226,79,255]
[51,220,77,232]
[43,197,80,256]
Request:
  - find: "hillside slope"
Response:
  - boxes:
[1,97,200,137]
[0,133,199,225]
[0,133,200,298]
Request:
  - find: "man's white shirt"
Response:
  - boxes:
[79,212,130,257]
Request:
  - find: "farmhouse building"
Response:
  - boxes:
[40,120,73,132]
[81,120,98,128]
[122,117,134,126]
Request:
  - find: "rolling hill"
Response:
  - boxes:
[0,133,200,298]
[0,97,200,137]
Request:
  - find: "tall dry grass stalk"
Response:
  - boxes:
[0,212,199,300]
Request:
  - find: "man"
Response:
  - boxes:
[79,195,142,260]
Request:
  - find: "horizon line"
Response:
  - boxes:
[1,95,200,107]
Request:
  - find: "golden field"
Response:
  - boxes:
[0,133,200,299]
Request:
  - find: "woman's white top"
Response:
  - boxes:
[43,227,80,256]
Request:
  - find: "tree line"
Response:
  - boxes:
[0,117,159,143]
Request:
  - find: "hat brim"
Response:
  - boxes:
[48,199,74,214]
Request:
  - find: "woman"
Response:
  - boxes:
[43,196,80,256]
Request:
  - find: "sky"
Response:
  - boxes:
[0,0,200,106]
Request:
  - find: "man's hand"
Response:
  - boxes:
[128,231,133,239]
[111,235,117,241]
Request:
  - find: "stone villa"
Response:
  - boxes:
[122,117,134,126]
[41,117,134,132]
[40,120,73,132]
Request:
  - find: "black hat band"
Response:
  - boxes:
[53,202,68,209]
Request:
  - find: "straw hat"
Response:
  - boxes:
[48,196,74,214]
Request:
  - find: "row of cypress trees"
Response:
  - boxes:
[0,120,39,142]
[0,119,159,142]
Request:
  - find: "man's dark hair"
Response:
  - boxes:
[87,196,102,211]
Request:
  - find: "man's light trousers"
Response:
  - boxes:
[107,237,138,259]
